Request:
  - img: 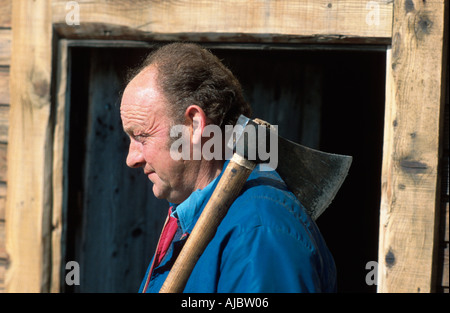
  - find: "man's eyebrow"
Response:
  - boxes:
[122,126,134,136]
[123,127,149,139]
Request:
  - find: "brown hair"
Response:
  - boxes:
[129,42,251,128]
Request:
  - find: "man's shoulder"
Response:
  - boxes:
[236,165,304,214]
[221,165,315,236]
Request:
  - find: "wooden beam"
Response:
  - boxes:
[0,68,9,105]
[378,0,448,293]
[5,0,53,292]
[0,29,12,67]
[0,0,12,28]
[51,0,393,43]
[0,105,9,143]
[50,39,69,293]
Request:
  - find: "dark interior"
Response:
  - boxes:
[65,44,385,292]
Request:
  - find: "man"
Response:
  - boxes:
[120,42,336,292]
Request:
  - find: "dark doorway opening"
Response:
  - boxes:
[64,44,385,292]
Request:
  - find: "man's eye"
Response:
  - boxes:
[134,134,148,143]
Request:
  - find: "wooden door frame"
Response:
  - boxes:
[6,0,448,292]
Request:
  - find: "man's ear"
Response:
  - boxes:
[184,105,207,145]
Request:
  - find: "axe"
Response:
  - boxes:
[159,115,352,293]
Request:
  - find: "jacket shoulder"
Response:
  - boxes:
[220,166,317,245]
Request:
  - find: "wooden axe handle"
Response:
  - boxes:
[159,154,256,293]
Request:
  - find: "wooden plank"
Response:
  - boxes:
[51,0,393,43]
[0,260,5,293]
[378,0,448,293]
[0,0,12,28]
[0,196,4,220]
[0,221,5,259]
[50,40,69,293]
[0,68,9,105]
[5,0,53,292]
[0,182,6,198]
[0,220,7,294]
[0,258,5,287]
[0,105,8,143]
[0,142,6,181]
[0,29,11,66]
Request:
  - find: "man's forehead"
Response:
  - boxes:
[121,66,163,110]
[123,85,155,107]
[130,65,157,87]
[125,66,158,98]
[120,65,171,132]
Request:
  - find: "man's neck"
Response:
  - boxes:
[193,159,225,191]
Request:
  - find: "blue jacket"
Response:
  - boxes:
[139,162,337,293]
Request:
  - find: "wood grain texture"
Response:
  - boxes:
[50,40,69,293]
[51,0,393,43]
[378,0,448,293]
[0,29,11,67]
[0,143,6,182]
[5,0,53,292]
[0,0,12,28]
[0,105,9,143]
[3,0,447,294]
[0,68,9,105]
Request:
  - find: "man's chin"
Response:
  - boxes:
[152,185,167,200]
[151,182,189,204]
[152,185,177,204]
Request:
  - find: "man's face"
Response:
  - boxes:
[120,66,196,204]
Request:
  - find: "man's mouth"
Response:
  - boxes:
[144,170,156,180]
[144,167,155,175]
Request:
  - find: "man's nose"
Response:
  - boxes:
[126,140,145,168]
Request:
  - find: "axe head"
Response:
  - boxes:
[228,115,352,220]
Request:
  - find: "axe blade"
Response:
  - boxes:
[277,136,352,220]
[229,115,352,220]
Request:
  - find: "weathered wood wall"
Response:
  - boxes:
[50,0,393,43]
[5,0,54,292]
[378,0,448,292]
[0,0,11,293]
